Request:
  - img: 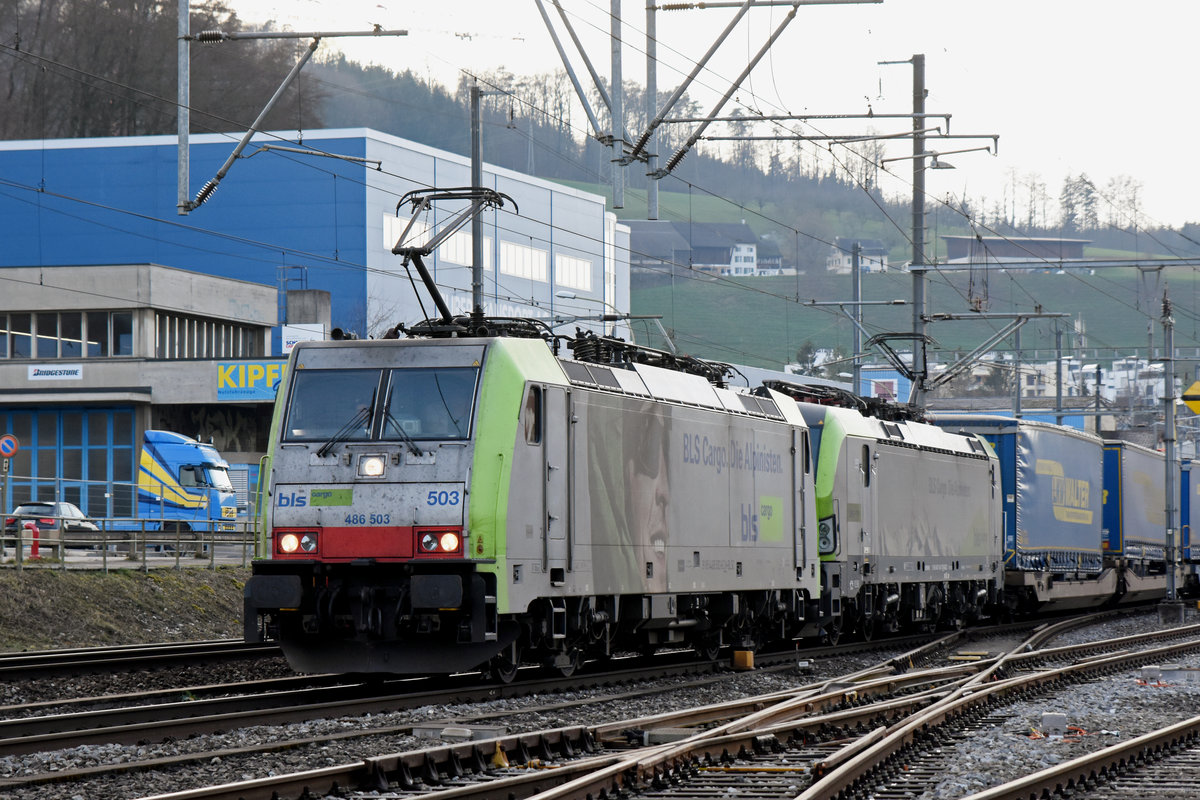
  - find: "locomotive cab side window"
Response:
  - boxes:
[523,385,543,444]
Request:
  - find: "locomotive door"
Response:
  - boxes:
[859,442,875,568]
[542,385,571,583]
[793,428,809,569]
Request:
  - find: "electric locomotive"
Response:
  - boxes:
[244,332,823,676]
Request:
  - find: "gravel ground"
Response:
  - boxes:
[0,606,1191,800]
[920,607,1200,799]
[0,651,890,800]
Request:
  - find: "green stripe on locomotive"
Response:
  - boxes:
[811,411,847,561]
[257,347,296,554]
[468,338,568,612]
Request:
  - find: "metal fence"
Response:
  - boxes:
[2,516,261,572]
[0,470,264,529]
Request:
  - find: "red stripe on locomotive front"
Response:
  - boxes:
[272,525,464,560]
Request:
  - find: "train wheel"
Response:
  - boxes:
[860,615,876,641]
[694,636,721,662]
[488,641,523,684]
[823,618,843,646]
[555,649,584,678]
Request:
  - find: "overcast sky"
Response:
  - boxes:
[228,0,1199,229]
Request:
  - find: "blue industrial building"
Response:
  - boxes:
[0,129,629,517]
[0,128,628,338]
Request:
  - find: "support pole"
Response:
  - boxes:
[1161,291,1184,621]
[177,0,190,214]
[471,83,485,319]
[852,243,862,395]
[1055,328,1064,425]
[1014,325,1022,419]
[908,54,927,407]
[611,0,624,209]
[646,2,658,219]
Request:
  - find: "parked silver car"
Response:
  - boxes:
[3,501,101,547]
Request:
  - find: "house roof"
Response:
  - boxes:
[626,220,757,254]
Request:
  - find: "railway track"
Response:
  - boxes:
[0,611,1180,799]
[107,614,1200,800]
[0,638,278,679]
[0,633,939,797]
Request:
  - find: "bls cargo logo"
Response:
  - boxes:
[276,491,307,508]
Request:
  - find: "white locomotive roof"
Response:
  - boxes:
[826,405,987,456]
[556,356,797,425]
[632,362,723,407]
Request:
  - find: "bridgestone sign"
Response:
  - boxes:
[28,364,83,380]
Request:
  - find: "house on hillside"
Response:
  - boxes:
[755,236,787,275]
[827,237,889,273]
[626,220,760,279]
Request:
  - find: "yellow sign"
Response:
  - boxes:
[1184,380,1200,415]
[217,360,288,401]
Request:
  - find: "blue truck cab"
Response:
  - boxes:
[135,430,238,532]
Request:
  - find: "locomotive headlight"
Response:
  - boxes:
[278,532,318,554]
[358,455,386,478]
[417,530,462,554]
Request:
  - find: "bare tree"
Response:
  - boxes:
[1103,174,1143,229]
[0,0,324,141]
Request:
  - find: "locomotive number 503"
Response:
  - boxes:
[427,490,461,506]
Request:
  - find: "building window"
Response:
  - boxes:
[10,313,31,358]
[439,231,493,270]
[0,312,138,359]
[60,313,82,358]
[154,312,260,359]
[86,312,108,357]
[112,312,132,356]
[555,253,593,291]
[499,241,548,282]
[36,313,58,358]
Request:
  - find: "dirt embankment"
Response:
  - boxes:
[0,568,248,651]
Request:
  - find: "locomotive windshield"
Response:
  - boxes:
[382,367,477,441]
[283,366,478,443]
[285,368,382,441]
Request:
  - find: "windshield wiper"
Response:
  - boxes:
[316,392,375,458]
[383,408,425,457]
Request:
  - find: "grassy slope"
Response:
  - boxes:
[553,179,1200,370]
[631,269,1200,371]
[0,568,247,651]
